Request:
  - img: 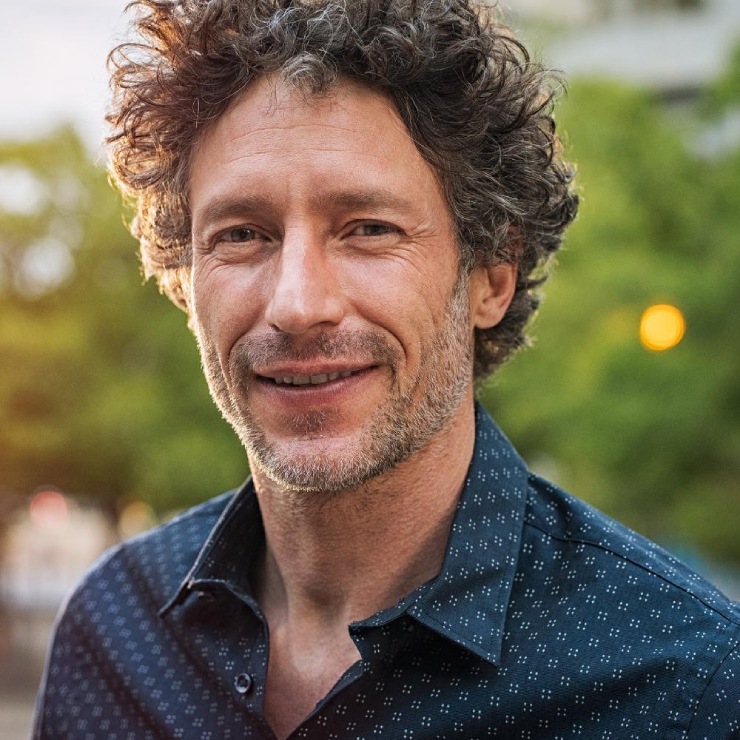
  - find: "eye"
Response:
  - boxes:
[220,226,261,243]
[350,222,398,238]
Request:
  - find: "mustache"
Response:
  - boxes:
[229,330,398,375]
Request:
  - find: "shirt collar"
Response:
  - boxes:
[405,404,529,665]
[159,480,263,616]
[350,404,529,666]
[162,404,529,667]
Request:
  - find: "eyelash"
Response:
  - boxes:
[219,226,263,243]
[351,222,396,237]
[211,220,399,248]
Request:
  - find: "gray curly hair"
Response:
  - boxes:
[107,0,578,380]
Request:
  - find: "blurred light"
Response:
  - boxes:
[17,237,75,298]
[118,501,157,540]
[640,304,686,351]
[0,165,45,215]
[29,489,69,530]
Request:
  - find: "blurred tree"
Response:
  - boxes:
[483,79,740,563]
[0,72,738,565]
[0,127,247,516]
[705,41,740,112]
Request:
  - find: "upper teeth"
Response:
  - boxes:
[274,371,354,386]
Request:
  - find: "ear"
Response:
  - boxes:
[469,261,518,330]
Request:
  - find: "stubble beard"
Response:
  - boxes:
[195,275,474,495]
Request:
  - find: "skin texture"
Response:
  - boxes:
[187,75,516,738]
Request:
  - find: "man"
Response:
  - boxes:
[34,0,739,737]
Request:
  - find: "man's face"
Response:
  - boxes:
[188,75,479,492]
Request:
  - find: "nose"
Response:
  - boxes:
[264,231,345,335]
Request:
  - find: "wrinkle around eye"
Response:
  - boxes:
[195,226,277,266]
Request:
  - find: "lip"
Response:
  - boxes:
[254,363,376,388]
[272,370,355,386]
[255,363,372,379]
[252,365,378,403]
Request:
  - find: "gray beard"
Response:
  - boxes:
[195,275,473,494]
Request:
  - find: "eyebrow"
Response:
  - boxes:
[313,189,417,214]
[192,188,418,232]
[192,195,273,233]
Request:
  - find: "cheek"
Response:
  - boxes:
[340,261,451,361]
[191,262,264,351]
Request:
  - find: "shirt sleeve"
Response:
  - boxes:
[688,637,740,740]
[31,584,90,740]
[31,546,124,740]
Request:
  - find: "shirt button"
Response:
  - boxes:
[234,673,254,695]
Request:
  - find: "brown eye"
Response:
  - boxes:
[224,227,258,242]
[353,223,395,237]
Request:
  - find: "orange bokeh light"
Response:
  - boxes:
[118,500,156,539]
[29,489,69,529]
[640,304,686,352]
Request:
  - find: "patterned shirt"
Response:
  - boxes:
[34,407,740,739]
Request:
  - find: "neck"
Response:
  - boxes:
[250,396,478,628]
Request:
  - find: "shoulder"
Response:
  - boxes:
[523,472,739,621]
[510,475,740,740]
[519,473,740,735]
[33,490,240,738]
[64,489,237,617]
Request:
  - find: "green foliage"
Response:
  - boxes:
[1,68,738,565]
[704,41,740,113]
[482,80,740,563]
[0,128,247,514]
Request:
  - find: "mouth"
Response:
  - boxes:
[273,370,356,386]
[258,368,369,387]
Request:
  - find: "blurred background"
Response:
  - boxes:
[1,0,739,736]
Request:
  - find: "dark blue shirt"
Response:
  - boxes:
[34,407,740,738]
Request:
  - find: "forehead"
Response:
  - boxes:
[196,72,408,151]
[188,73,447,211]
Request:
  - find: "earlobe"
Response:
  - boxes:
[470,262,518,330]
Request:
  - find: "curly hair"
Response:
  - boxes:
[107,0,578,380]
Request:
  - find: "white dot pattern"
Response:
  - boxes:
[33,406,740,738]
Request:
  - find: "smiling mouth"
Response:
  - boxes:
[270,370,357,386]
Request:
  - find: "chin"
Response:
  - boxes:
[249,441,389,494]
